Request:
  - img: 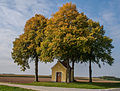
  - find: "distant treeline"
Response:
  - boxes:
[99,76,120,81]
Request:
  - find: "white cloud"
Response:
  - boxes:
[93,10,120,40]
[0,6,25,28]
[102,12,116,25]
[0,0,57,75]
[0,28,17,60]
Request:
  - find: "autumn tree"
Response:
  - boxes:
[81,19,114,83]
[40,2,90,83]
[12,14,47,82]
[12,2,114,84]
[39,2,114,83]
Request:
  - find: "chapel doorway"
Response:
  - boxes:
[56,72,62,82]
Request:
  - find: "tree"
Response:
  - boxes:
[12,14,47,82]
[40,2,90,83]
[81,19,114,83]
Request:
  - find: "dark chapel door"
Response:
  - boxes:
[56,72,62,82]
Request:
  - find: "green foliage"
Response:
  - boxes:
[81,19,114,67]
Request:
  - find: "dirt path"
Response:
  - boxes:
[0,82,120,91]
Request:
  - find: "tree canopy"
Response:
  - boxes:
[81,19,114,66]
[12,14,47,81]
[12,2,114,83]
[39,2,114,82]
[40,3,90,62]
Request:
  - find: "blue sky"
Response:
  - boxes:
[0,0,120,77]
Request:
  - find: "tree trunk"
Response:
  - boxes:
[89,59,92,83]
[35,56,39,82]
[72,60,75,82]
[66,59,70,83]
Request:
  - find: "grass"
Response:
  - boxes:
[0,85,34,91]
[22,81,120,89]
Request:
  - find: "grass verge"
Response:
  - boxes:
[22,81,120,89]
[0,85,34,91]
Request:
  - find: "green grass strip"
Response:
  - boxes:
[22,82,120,89]
[0,85,34,91]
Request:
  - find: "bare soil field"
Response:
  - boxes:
[0,77,51,83]
[0,74,120,83]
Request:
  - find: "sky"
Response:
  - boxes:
[0,0,120,77]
